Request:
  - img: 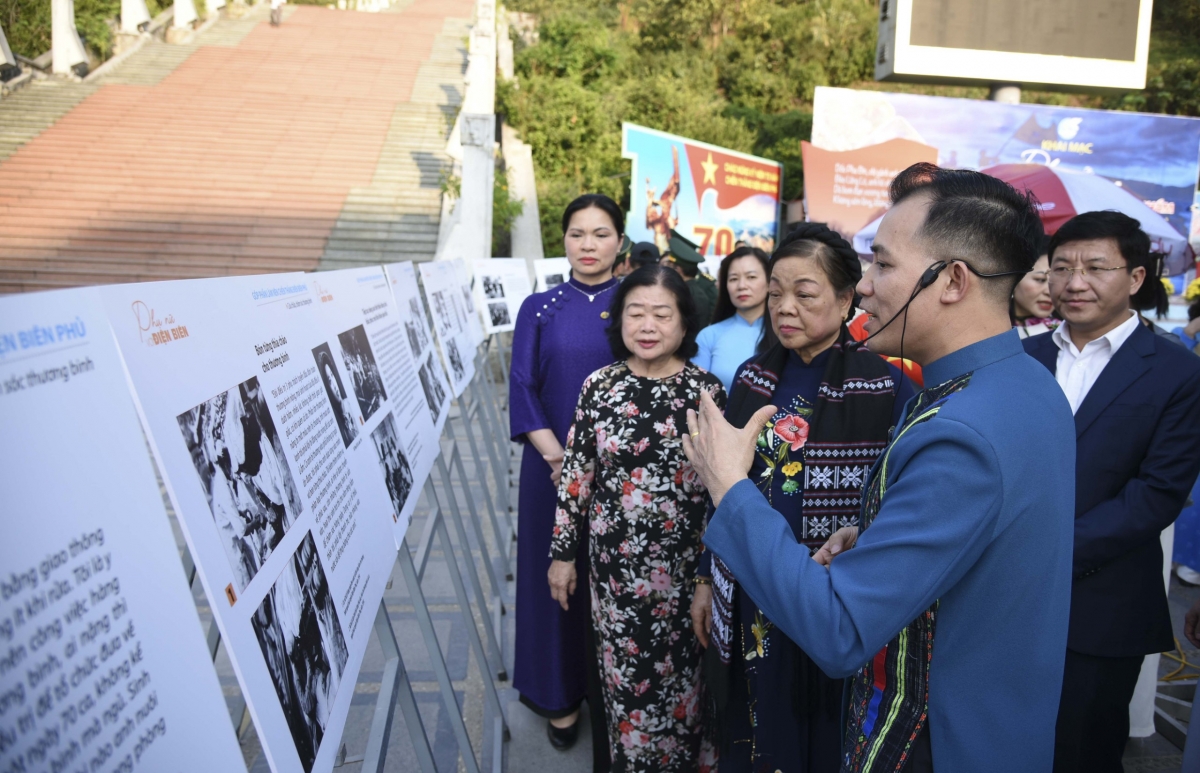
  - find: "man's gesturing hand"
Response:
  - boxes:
[813,526,859,567]
[681,391,775,509]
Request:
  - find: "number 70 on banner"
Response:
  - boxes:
[692,225,737,257]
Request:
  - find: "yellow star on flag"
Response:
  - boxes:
[701,152,718,185]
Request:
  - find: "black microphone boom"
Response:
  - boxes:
[845,261,947,352]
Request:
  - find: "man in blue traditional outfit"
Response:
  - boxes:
[683,163,1077,772]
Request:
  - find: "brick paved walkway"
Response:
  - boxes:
[0,0,471,293]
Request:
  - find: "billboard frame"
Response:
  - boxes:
[875,0,1154,92]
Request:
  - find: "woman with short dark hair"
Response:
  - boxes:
[692,223,913,773]
[510,193,626,758]
[548,264,724,771]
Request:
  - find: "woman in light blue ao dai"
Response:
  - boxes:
[693,246,769,391]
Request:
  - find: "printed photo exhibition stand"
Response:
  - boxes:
[171,340,515,773]
[361,341,515,772]
[459,368,516,578]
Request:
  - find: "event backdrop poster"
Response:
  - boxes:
[100,274,398,773]
[383,262,452,436]
[810,87,1200,272]
[473,259,533,334]
[0,288,246,773]
[622,122,783,258]
[307,266,439,545]
[533,258,572,293]
[418,261,477,397]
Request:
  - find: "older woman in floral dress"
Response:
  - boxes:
[548,265,724,772]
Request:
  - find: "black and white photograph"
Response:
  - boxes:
[545,273,566,289]
[482,275,505,299]
[336,325,388,424]
[488,301,511,328]
[460,283,477,316]
[450,291,467,331]
[370,412,414,520]
[403,298,430,359]
[177,376,303,592]
[417,353,447,424]
[251,532,348,773]
[445,337,466,384]
[430,290,454,338]
[312,343,358,448]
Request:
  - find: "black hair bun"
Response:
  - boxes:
[776,222,862,285]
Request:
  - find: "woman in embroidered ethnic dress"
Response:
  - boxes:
[690,224,913,773]
[548,265,725,773]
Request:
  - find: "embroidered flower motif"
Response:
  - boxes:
[781,461,803,477]
[773,414,810,451]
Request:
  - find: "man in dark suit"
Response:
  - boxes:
[1023,211,1200,773]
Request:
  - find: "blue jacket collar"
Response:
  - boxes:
[922,329,1024,388]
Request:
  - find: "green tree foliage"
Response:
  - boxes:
[2,0,167,61]
[2,0,52,57]
[502,0,869,254]
[505,0,1200,256]
[493,168,525,256]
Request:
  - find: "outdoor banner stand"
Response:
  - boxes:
[459,377,517,588]
[361,600,436,773]
[422,472,511,751]
[397,524,484,773]
[469,347,515,503]
[0,275,515,773]
[455,431,509,615]
[435,447,508,681]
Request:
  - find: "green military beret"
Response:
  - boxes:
[615,235,633,264]
[665,229,703,265]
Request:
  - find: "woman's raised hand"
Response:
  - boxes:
[548,559,578,611]
[690,583,713,648]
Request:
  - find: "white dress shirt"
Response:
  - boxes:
[1051,311,1141,414]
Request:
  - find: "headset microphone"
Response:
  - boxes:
[845,261,948,352]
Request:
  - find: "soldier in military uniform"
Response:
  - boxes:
[665,229,717,327]
[613,236,635,278]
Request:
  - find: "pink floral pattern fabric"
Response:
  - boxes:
[551,361,725,773]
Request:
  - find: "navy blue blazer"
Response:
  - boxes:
[1025,321,1200,657]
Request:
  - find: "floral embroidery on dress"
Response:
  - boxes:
[550,362,725,773]
[755,395,814,501]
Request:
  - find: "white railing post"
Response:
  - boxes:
[459,113,496,262]
[51,0,88,76]
[173,0,199,33]
[436,0,497,263]
[120,0,151,33]
[0,23,17,78]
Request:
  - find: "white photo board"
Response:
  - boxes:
[473,258,533,334]
[101,275,399,773]
[450,258,486,347]
[307,267,439,546]
[0,288,246,773]
[418,261,477,398]
[533,258,572,293]
[383,262,452,436]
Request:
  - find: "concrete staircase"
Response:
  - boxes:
[319,15,468,268]
[0,0,474,294]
